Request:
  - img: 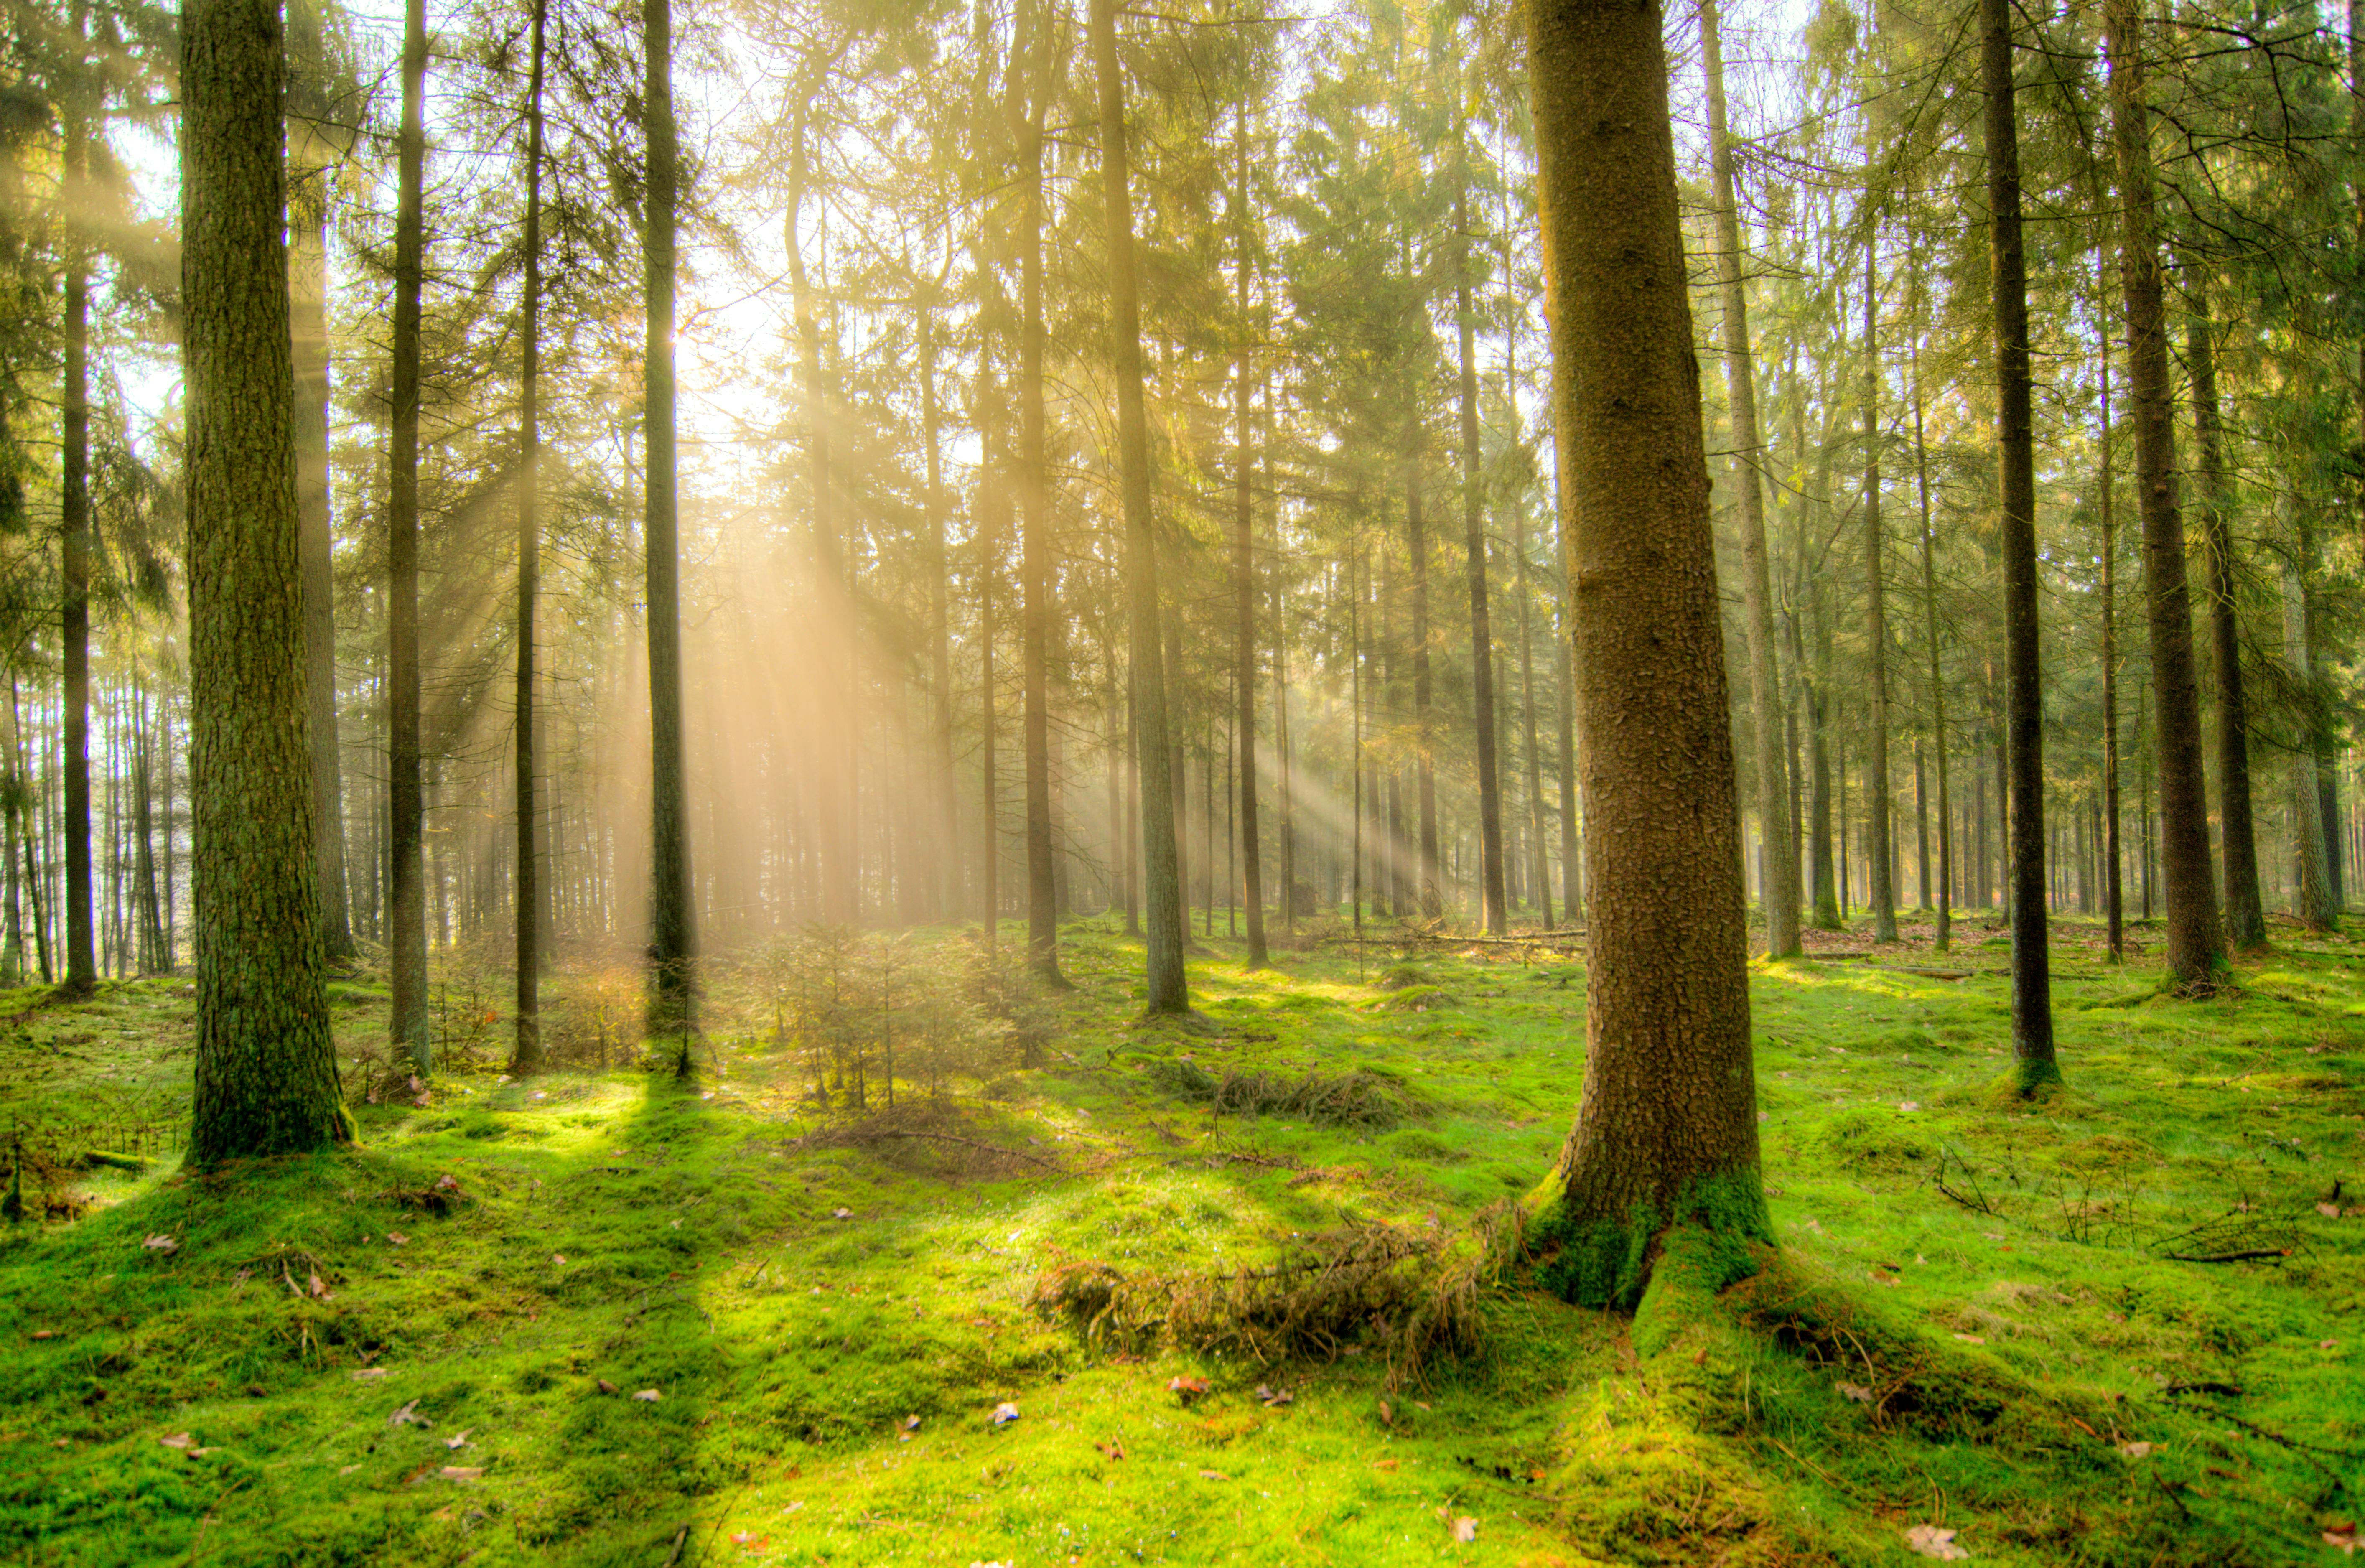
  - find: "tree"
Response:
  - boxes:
[182,0,346,1162]
[1015,0,1067,986]
[1090,0,1185,1012]
[387,0,430,1075]
[1700,0,1796,960]
[58,1,93,996]
[510,0,548,1073]
[2107,0,2223,989]
[1455,107,1505,936]
[1981,0,2056,1090]
[1232,105,1268,968]
[2187,296,2265,949]
[1526,0,1768,1306]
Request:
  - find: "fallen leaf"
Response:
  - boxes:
[1095,1438,1126,1461]
[1899,1101,1922,1113]
[158,1433,195,1451]
[1378,1398,1394,1426]
[1254,1384,1294,1407]
[1952,1334,1986,1345]
[989,1401,1021,1428]
[307,1274,331,1301]
[1167,1375,1211,1402]
[2324,1523,2358,1557]
[437,1466,482,1481]
[631,1389,662,1403]
[141,1235,178,1253]
[832,1207,854,1220]
[444,1431,471,1450]
[1451,1516,1478,1544]
[349,1368,389,1382]
[388,1400,430,1429]
[729,1533,768,1552]
[386,1233,409,1247]
[30,1330,53,1341]
[2324,1340,2342,1351]
[1839,1384,1876,1405]
[1198,1469,1228,1481]
[2118,1441,2154,1458]
[596,1379,619,1395]
[900,1414,921,1433]
[2319,1203,2343,1219]
[1905,1524,1969,1560]
[435,1173,461,1192]
[551,1254,566,1266]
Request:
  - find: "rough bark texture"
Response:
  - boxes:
[289,0,350,962]
[1910,269,1950,952]
[1860,241,1897,944]
[1091,0,1185,1011]
[1456,168,1505,935]
[1984,0,2057,1089]
[1527,0,1767,1309]
[510,0,546,1072]
[2188,301,2265,949]
[183,0,346,1161]
[645,0,695,1046]
[1701,0,1796,959]
[1232,111,1267,967]
[2280,501,2337,931]
[2108,0,2224,988]
[387,0,430,1073]
[2097,242,2123,958]
[60,36,93,997]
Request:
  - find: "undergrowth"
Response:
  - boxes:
[0,911,2359,1563]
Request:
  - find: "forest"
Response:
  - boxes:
[1,0,2364,1556]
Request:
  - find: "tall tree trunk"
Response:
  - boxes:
[1911,285,1949,951]
[644,0,694,1049]
[978,365,1002,954]
[289,0,350,962]
[1455,167,1505,935]
[1558,589,1580,920]
[2108,0,2224,987]
[1090,0,1185,1011]
[1016,13,1067,984]
[2187,296,2265,949]
[1527,0,1766,1306]
[922,302,957,921]
[1701,0,1797,959]
[1232,109,1267,967]
[1806,590,1839,929]
[1406,462,1440,919]
[510,0,546,1072]
[183,0,345,1160]
[2096,240,2123,958]
[1860,239,1897,944]
[1984,0,2057,1087]
[59,15,94,997]
[2281,500,2337,930]
[387,0,430,1072]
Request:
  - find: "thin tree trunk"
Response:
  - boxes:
[2280,500,2337,930]
[1807,589,1839,929]
[2097,240,2123,958]
[1407,462,1440,919]
[922,304,957,922]
[1016,13,1066,984]
[2108,0,2224,986]
[1528,0,1765,1304]
[59,13,94,996]
[644,0,694,1049]
[1455,162,1505,934]
[1090,0,1185,1011]
[183,0,344,1159]
[387,0,430,1072]
[1232,106,1267,966]
[1860,237,1897,943]
[2187,294,2265,949]
[509,0,546,1071]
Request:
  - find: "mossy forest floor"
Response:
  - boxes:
[3,912,2364,1565]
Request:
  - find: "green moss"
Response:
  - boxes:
[1529,1166,1774,1311]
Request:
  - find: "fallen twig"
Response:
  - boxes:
[2164,1248,2291,1264]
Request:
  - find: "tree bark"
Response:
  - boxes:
[1527,0,1766,1307]
[1016,6,1067,985]
[509,0,546,1072]
[1406,460,1440,919]
[2108,0,2224,987]
[59,13,94,997]
[644,0,694,1049]
[1860,238,1897,944]
[2187,296,2265,949]
[1456,163,1505,934]
[183,0,346,1161]
[1909,253,1950,952]
[1700,0,1796,959]
[387,0,430,1073]
[1090,0,1185,1011]
[2096,240,2123,958]
[1232,108,1267,967]
[2280,499,2337,930]
[1983,0,2058,1086]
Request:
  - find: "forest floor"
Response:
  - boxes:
[1,911,2363,1566]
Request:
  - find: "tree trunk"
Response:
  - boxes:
[922,303,958,922]
[1407,461,1440,919]
[1527,0,1766,1307]
[1232,109,1268,967]
[182,0,346,1161]
[1090,0,1185,1011]
[387,0,430,1073]
[59,19,94,997]
[2187,296,2265,949]
[644,0,694,1050]
[2096,240,2123,958]
[1984,0,2058,1087]
[1860,239,1897,944]
[2280,500,2337,930]
[509,0,546,1072]
[1456,166,1505,935]
[2108,0,2223,987]
[1700,0,1795,959]
[1806,590,1839,929]
[1017,13,1067,985]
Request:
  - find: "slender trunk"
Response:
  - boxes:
[1861,238,1897,944]
[182,0,345,1159]
[1407,461,1440,919]
[1701,0,1795,958]
[59,20,94,996]
[1456,167,1505,934]
[387,0,430,1072]
[1017,20,1066,984]
[510,0,546,1070]
[1091,0,1185,1010]
[2108,0,2223,985]
[2281,501,2337,930]
[1807,591,1839,928]
[2097,240,2123,958]
[1528,0,1765,1304]
[644,0,694,1046]
[2187,295,2264,948]
[1232,107,1267,966]
[1557,590,1581,920]
[1984,0,2057,1084]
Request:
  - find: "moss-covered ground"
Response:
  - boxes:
[2,911,2362,1564]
